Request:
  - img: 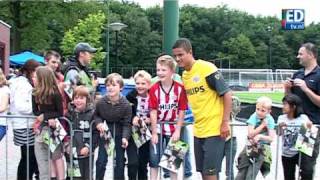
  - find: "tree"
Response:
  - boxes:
[119,8,161,67]
[60,12,106,70]
[269,35,292,69]
[0,1,53,53]
[254,42,269,68]
[145,5,163,35]
[218,34,256,68]
[2,0,320,71]
[105,1,162,75]
[0,0,105,54]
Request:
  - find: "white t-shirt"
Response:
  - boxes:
[0,85,10,126]
[278,114,309,157]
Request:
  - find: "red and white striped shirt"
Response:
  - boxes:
[149,81,188,136]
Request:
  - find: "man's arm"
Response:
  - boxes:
[221,91,232,138]
[303,88,320,107]
[294,78,320,107]
[205,70,232,138]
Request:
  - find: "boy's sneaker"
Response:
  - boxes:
[163,173,170,179]
[184,172,192,178]
[163,172,192,179]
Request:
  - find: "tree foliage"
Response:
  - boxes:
[0,0,104,54]
[218,34,256,68]
[60,12,106,70]
[1,1,320,73]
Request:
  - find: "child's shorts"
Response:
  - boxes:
[149,134,170,168]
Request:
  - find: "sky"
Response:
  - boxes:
[130,0,319,25]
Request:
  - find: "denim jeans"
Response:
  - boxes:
[149,134,170,167]
[0,125,6,141]
[182,126,192,176]
[95,136,126,180]
[95,137,108,180]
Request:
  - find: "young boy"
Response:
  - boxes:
[126,70,152,180]
[65,85,98,179]
[94,73,132,180]
[149,55,188,180]
[236,96,276,180]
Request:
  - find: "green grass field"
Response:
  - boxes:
[234,91,284,104]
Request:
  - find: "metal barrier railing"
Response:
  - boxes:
[1,115,319,180]
[59,117,74,180]
[230,121,320,180]
[0,114,36,180]
[89,120,193,180]
[89,120,96,180]
[0,115,74,180]
[0,116,193,180]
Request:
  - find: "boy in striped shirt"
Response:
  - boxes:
[149,55,188,180]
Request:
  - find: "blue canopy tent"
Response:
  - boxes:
[10,51,45,65]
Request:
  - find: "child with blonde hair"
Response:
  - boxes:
[126,70,152,179]
[149,55,188,180]
[236,96,275,180]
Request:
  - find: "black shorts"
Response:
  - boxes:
[194,136,225,175]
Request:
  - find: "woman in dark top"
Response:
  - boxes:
[32,66,64,180]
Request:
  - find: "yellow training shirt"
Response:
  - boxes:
[182,60,225,138]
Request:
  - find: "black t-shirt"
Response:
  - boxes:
[292,66,320,124]
[32,92,64,121]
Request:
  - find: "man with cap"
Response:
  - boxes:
[62,42,97,98]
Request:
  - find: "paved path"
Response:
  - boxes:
[1,123,319,179]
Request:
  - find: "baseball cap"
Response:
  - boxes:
[74,42,97,54]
